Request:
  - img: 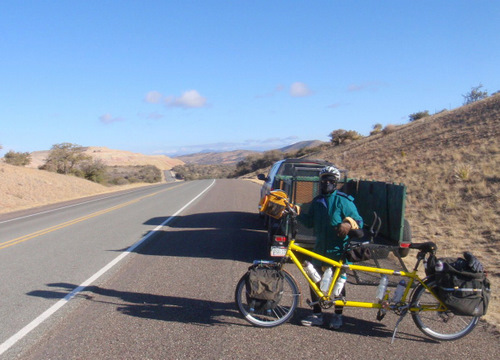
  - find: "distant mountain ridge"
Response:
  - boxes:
[175,140,326,165]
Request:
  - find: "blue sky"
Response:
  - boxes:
[1,1,499,157]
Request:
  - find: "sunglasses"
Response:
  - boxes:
[321,179,337,185]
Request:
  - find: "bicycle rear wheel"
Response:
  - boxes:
[411,279,479,341]
[235,269,299,327]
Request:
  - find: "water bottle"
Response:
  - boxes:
[332,272,347,297]
[375,274,389,302]
[303,261,321,283]
[320,267,333,292]
[391,280,406,303]
[435,260,444,272]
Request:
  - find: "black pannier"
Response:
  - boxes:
[245,263,284,312]
[435,253,490,317]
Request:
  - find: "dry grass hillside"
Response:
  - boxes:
[1,146,183,213]
[0,163,150,214]
[28,146,184,170]
[303,94,500,328]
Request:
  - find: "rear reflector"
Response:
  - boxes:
[274,236,287,242]
[400,243,411,248]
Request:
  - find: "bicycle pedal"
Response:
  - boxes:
[376,309,386,321]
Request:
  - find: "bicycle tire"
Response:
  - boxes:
[235,269,299,327]
[410,278,479,341]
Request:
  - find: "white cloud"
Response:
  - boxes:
[166,90,207,108]
[145,91,163,104]
[99,114,124,124]
[290,82,312,97]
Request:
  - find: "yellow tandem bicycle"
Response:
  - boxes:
[235,194,482,342]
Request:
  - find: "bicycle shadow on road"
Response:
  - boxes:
[27,283,436,343]
[27,283,244,327]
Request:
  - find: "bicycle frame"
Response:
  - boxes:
[284,240,446,312]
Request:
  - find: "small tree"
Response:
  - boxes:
[462,84,488,105]
[40,143,91,175]
[329,129,347,146]
[4,151,32,166]
[408,110,430,122]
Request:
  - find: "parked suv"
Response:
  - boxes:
[257,158,412,261]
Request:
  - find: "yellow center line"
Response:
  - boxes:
[0,184,183,250]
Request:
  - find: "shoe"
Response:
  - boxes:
[301,313,324,327]
[329,314,343,330]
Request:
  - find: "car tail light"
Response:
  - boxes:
[274,235,287,243]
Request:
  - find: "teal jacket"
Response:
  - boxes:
[299,190,363,264]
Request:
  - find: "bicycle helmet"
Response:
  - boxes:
[319,166,340,181]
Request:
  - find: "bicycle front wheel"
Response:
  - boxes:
[235,269,300,327]
[411,279,479,341]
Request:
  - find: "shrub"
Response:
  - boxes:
[329,129,363,146]
[408,110,430,122]
[454,163,473,182]
[462,84,488,105]
[106,165,163,184]
[382,124,397,135]
[4,151,32,166]
[173,163,235,180]
[80,159,107,183]
[370,123,383,136]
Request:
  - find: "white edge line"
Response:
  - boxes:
[0,179,216,356]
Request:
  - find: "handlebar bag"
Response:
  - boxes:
[436,257,491,316]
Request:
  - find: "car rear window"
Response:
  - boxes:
[277,162,324,176]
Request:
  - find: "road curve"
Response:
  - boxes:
[1,179,499,359]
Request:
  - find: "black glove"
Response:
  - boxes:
[464,252,484,273]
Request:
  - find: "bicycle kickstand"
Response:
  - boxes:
[391,309,408,344]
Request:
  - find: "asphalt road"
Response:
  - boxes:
[0,179,498,359]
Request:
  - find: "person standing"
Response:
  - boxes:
[299,165,363,329]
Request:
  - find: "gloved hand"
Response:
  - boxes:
[464,252,484,272]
